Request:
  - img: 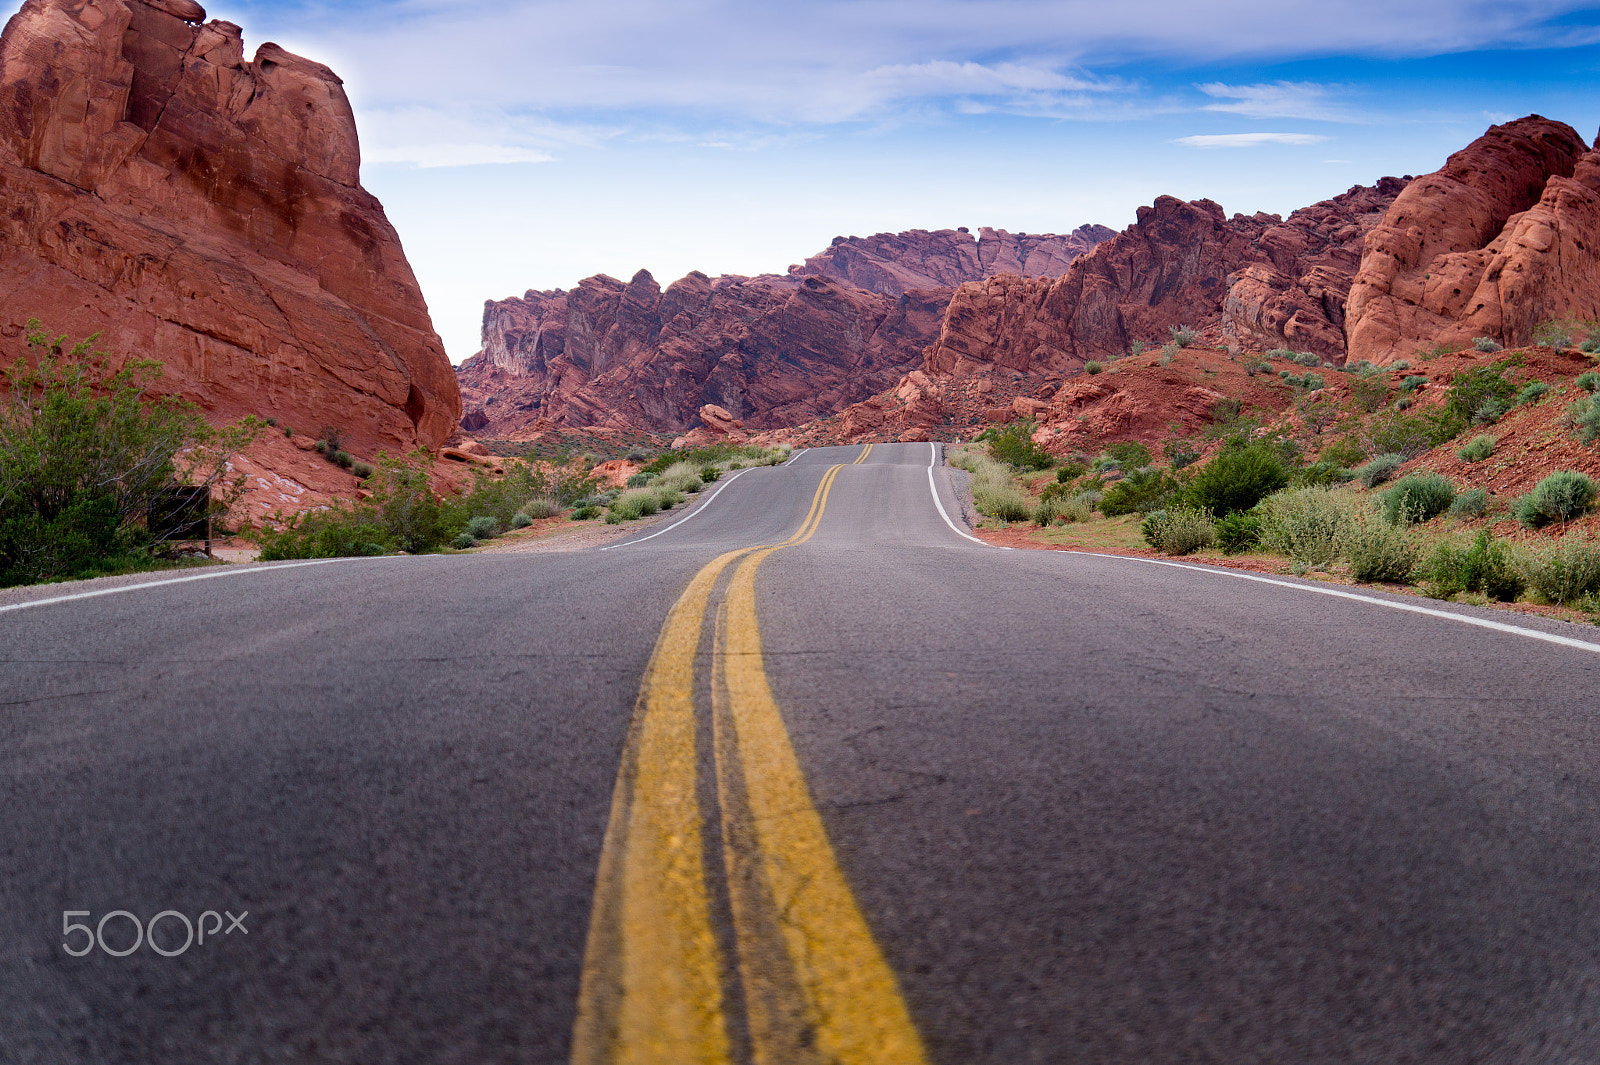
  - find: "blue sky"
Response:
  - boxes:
[29,0,1600,360]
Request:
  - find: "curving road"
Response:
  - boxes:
[4,442,1600,1063]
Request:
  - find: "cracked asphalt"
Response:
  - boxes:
[5,442,1600,1063]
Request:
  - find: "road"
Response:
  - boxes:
[4,441,1600,1063]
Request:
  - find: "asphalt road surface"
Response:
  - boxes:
[5,442,1600,1064]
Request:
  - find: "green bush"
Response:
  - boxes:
[1105,442,1152,468]
[1458,435,1495,462]
[1295,460,1352,487]
[520,496,561,519]
[1340,510,1420,583]
[1513,470,1598,528]
[1084,361,1104,375]
[652,487,687,510]
[986,421,1054,470]
[1099,467,1180,516]
[450,532,476,550]
[1033,493,1092,526]
[1399,375,1428,392]
[1362,410,1460,458]
[1354,453,1405,488]
[1214,511,1263,554]
[1533,320,1576,349]
[1055,462,1087,482]
[700,466,720,483]
[606,488,661,523]
[1421,530,1524,601]
[0,322,250,586]
[333,450,354,469]
[570,504,602,521]
[1577,371,1600,393]
[1445,363,1518,428]
[1516,534,1600,604]
[1349,372,1391,412]
[1448,487,1490,519]
[1473,337,1503,353]
[466,515,499,540]
[1517,381,1552,405]
[1169,324,1198,348]
[351,461,374,480]
[510,513,533,530]
[1382,472,1456,524]
[1141,506,1215,555]
[1257,487,1355,567]
[973,482,1033,522]
[626,472,653,488]
[1570,395,1600,444]
[1185,443,1289,515]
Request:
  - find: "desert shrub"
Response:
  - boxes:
[1055,461,1087,482]
[1084,361,1104,375]
[1458,435,1495,462]
[1361,410,1459,459]
[1518,381,1552,405]
[1340,510,1420,583]
[1169,324,1198,348]
[652,486,687,510]
[626,472,652,488]
[1448,487,1490,518]
[1141,506,1215,555]
[1244,358,1272,376]
[1214,511,1264,554]
[1421,530,1524,601]
[333,450,354,469]
[1473,337,1503,353]
[1471,397,1510,424]
[1516,534,1600,604]
[520,496,561,519]
[1350,369,1388,409]
[1577,371,1600,393]
[1512,470,1598,528]
[1382,472,1456,524]
[1058,493,1096,523]
[1446,363,1518,428]
[1185,443,1289,515]
[351,461,374,480]
[1533,320,1576,349]
[605,488,661,523]
[625,447,651,463]
[1099,467,1181,516]
[700,466,720,483]
[1105,442,1152,468]
[510,513,533,530]
[466,515,499,540]
[956,449,1035,521]
[1160,342,1178,365]
[1354,452,1405,488]
[1257,487,1355,567]
[1570,394,1600,444]
[570,504,602,520]
[985,421,1054,470]
[1295,460,1352,487]
[1164,436,1202,469]
[1399,375,1428,392]
[1129,340,1147,357]
[0,322,255,585]
[450,532,476,550]
[654,461,705,495]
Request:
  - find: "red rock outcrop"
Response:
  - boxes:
[923,181,1408,377]
[0,0,460,454]
[790,224,1115,294]
[457,269,952,434]
[1346,116,1593,364]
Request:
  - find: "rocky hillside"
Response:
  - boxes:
[455,224,1114,437]
[0,0,460,457]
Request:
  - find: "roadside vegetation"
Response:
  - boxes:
[953,338,1600,620]
[0,322,258,588]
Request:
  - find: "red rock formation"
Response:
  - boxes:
[1346,116,1591,364]
[0,0,459,454]
[458,269,952,433]
[790,225,1115,294]
[923,182,1407,377]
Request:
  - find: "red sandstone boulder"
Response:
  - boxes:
[699,404,737,434]
[1346,116,1591,364]
[0,0,459,455]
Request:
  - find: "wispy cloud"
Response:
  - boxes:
[1197,81,1363,122]
[1176,132,1330,148]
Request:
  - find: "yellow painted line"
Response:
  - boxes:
[852,443,873,464]
[571,465,845,1064]
[713,480,930,1064]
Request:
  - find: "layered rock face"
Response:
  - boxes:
[459,223,1115,435]
[923,180,1407,377]
[1346,117,1599,364]
[789,225,1116,295]
[0,0,459,451]
[459,270,950,432]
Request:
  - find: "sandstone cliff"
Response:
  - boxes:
[789,225,1116,294]
[0,0,460,454]
[458,224,1114,436]
[923,179,1408,377]
[1345,116,1600,364]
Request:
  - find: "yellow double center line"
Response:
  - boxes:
[572,447,925,1065]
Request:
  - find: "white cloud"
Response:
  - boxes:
[1198,81,1362,122]
[1176,133,1330,148]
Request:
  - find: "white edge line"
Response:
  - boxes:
[0,557,378,616]
[1075,550,1600,656]
[928,441,1007,549]
[599,468,753,550]
[782,448,808,468]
